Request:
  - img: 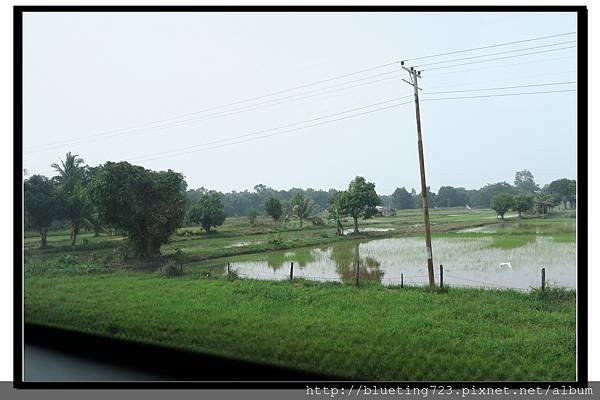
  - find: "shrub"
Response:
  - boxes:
[226,269,240,281]
[310,216,325,226]
[158,259,184,277]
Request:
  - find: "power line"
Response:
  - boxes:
[422,45,576,72]
[423,81,575,95]
[130,95,413,161]
[134,101,415,162]
[422,55,576,79]
[421,69,575,91]
[24,31,577,152]
[402,31,575,62]
[412,40,575,68]
[422,89,575,102]
[133,88,574,162]
[26,70,409,153]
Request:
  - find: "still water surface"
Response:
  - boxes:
[213,236,575,290]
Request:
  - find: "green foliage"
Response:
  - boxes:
[546,178,576,208]
[290,192,314,228]
[514,169,540,194]
[24,175,62,247]
[490,192,514,220]
[327,191,346,236]
[158,259,184,277]
[50,151,85,193]
[247,208,258,225]
[341,176,381,233]
[310,216,325,226]
[88,161,186,258]
[469,182,515,208]
[513,194,534,217]
[226,268,240,281]
[436,186,469,208]
[187,192,226,233]
[264,196,283,222]
[389,187,414,209]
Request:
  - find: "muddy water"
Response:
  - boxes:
[218,236,575,290]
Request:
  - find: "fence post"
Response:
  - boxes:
[355,259,359,287]
[401,273,404,288]
[541,267,545,291]
[227,262,230,276]
[440,265,444,289]
[290,262,294,280]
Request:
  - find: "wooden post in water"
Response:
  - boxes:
[401,273,404,288]
[290,262,294,280]
[440,265,444,289]
[227,262,230,276]
[541,267,546,291]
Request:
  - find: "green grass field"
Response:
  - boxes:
[23,208,577,380]
[25,275,575,381]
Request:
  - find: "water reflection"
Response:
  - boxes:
[214,236,575,290]
[331,242,384,283]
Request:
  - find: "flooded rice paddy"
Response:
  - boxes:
[206,235,575,290]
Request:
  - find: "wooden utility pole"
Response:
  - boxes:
[402,64,435,288]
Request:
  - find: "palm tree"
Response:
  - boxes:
[51,152,84,193]
[291,192,314,228]
[51,152,87,244]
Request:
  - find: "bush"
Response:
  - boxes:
[530,286,575,303]
[58,254,78,265]
[158,259,184,277]
[310,216,325,226]
[226,269,240,281]
[268,236,284,247]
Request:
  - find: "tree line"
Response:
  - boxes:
[24,152,575,257]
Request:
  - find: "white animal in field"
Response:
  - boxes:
[499,262,512,269]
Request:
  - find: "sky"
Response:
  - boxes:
[22,11,577,195]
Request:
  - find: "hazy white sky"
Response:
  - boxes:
[22,11,577,194]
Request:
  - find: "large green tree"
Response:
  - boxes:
[88,162,186,257]
[514,170,540,194]
[341,176,381,234]
[291,192,314,228]
[513,194,534,217]
[24,175,61,247]
[436,186,469,208]
[188,192,226,233]
[390,187,413,210]
[264,196,283,223]
[546,178,576,209]
[490,192,514,220]
[469,182,515,208]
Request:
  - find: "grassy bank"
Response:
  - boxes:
[24,274,575,381]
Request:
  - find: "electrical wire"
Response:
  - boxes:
[412,40,575,68]
[422,89,575,102]
[423,55,575,78]
[402,31,574,62]
[128,95,413,162]
[422,45,576,72]
[133,87,574,162]
[134,100,415,162]
[25,70,409,153]
[24,31,577,152]
[420,69,575,91]
[423,81,575,95]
